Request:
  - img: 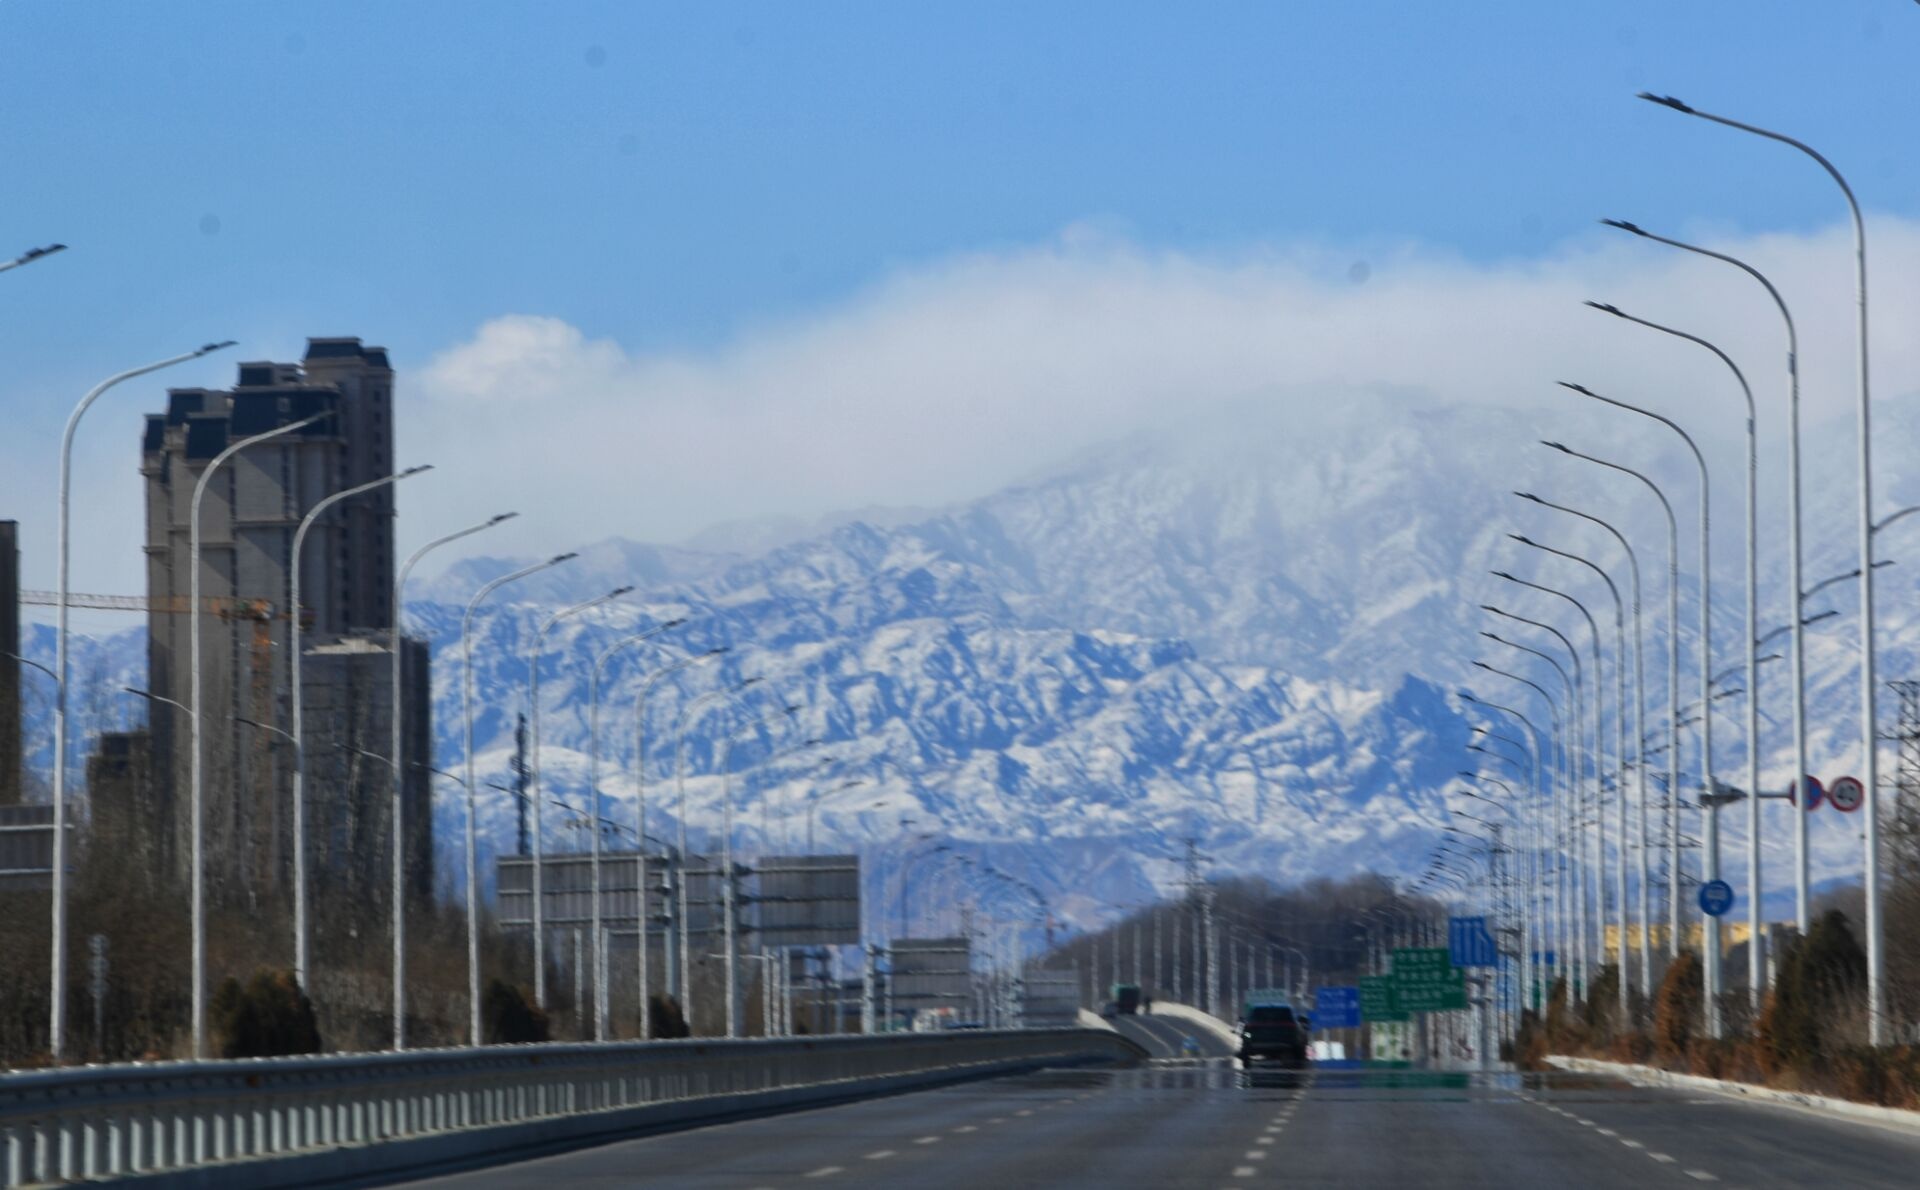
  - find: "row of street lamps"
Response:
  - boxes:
[1444,92,1898,1045]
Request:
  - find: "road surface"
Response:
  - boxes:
[1109,1009,1233,1058]
[396,1061,1920,1188]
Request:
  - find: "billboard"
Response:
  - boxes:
[754,854,862,946]
[1023,965,1081,1028]
[891,937,973,1009]
[496,850,720,935]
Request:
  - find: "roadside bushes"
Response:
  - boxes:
[1761,909,1866,1075]
[209,970,323,1059]
[1652,950,1703,1066]
[481,979,549,1044]
[648,994,690,1039]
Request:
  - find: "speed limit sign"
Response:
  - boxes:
[1828,775,1865,814]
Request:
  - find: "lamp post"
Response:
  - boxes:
[0,242,65,274]
[1588,302,1765,1006]
[1460,687,1546,1020]
[630,647,727,1038]
[188,409,320,1058]
[1518,495,1651,1000]
[583,619,688,1040]
[1483,603,1589,981]
[49,340,234,1062]
[527,587,634,1011]
[1602,220,1812,937]
[1544,442,1683,959]
[288,465,432,993]
[1493,570,1608,992]
[673,678,763,1027]
[1467,669,1559,1011]
[1509,532,1630,1016]
[1638,92,1883,1041]
[389,512,517,1050]
[460,551,577,1045]
[1561,381,1724,1034]
[717,703,802,1037]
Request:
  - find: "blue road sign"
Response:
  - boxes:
[1698,879,1735,918]
[1314,985,1362,1029]
[1448,916,1500,967]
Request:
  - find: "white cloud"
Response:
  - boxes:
[397,218,1920,567]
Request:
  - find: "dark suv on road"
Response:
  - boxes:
[1236,1004,1308,1066]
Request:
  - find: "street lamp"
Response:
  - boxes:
[1509,532,1631,1008]
[188,409,321,1058]
[1637,90,1884,1043]
[1586,301,1766,1006]
[0,242,66,274]
[717,702,803,1037]
[629,646,727,1038]
[583,618,688,1040]
[1492,569,1608,995]
[48,340,234,1062]
[672,677,763,1025]
[1517,494,1652,999]
[459,551,577,1045]
[1601,220,1814,937]
[527,586,634,1009]
[1543,440,1685,956]
[1560,380,1726,1032]
[389,512,517,1050]
[288,465,432,993]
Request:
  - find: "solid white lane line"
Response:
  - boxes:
[864,1150,896,1160]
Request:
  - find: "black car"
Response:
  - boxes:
[1236,1003,1308,1065]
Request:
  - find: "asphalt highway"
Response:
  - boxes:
[397,1044,1920,1188]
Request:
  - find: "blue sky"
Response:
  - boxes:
[4,1,1919,591]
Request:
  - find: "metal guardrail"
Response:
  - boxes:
[0,1028,1140,1186]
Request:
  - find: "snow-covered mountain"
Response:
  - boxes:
[28,388,1920,932]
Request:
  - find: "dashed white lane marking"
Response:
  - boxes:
[1596,1128,1617,1137]
[1244,1150,1267,1160]
[913,1135,941,1145]
[1015,1109,1033,1117]
[1685,1172,1717,1182]
[864,1150,895,1161]
[952,1125,977,1133]
[1575,1117,1595,1126]
[1256,1136,1275,1145]
[1232,1167,1257,1178]
[1650,1153,1675,1163]
[1620,1139,1643,1149]
[988,1117,1007,1125]
[803,1167,843,1179]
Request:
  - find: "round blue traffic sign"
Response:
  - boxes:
[1698,879,1735,918]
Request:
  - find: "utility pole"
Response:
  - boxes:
[512,714,530,856]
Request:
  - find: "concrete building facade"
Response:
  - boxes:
[140,339,430,908]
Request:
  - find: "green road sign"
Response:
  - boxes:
[1391,947,1467,1012]
[1358,974,1408,1022]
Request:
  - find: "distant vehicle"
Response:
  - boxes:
[1110,984,1142,1015]
[1099,1000,1119,1019]
[1236,1001,1308,1067]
